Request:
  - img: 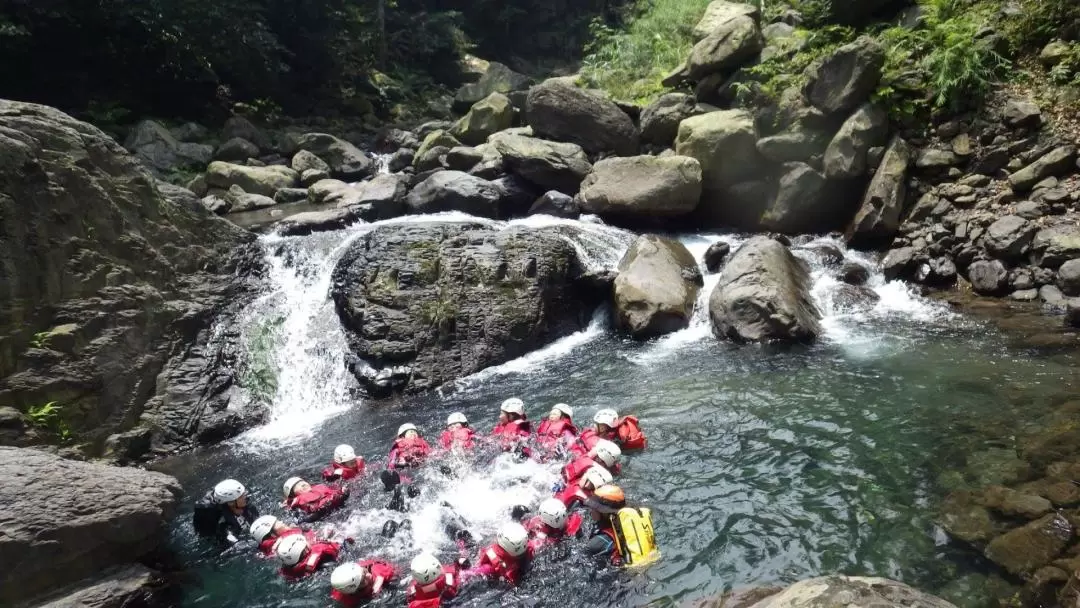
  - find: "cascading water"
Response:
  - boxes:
[164,210,1074,608]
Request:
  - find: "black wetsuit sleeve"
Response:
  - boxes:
[585,534,615,556]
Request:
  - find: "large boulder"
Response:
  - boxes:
[674,110,764,228]
[526,79,639,156]
[206,161,299,197]
[984,513,1073,576]
[0,447,181,605]
[453,62,531,113]
[123,120,212,175]
[214,137,260,162]
[1009,146,1077,192]
[490,133,592,193]
[709,237,821,342]
[292,133,374,181]
[0,101,258,457]
[756,130,830,164]
[307,175,406,221]
[640,93,701,147]
[760,163,834,234]
[613,235,703,339]
[983,215,1036,260]
[824,103,889,179]
[35,564,161,608]
[846,137,911,245]
[803,36,885,117]
[1031,224,1080,268]
[450,92,515,146]
[746,576,957,608]
[331,222,598,395]
[404,171,503,218]
[685,15,763,81]
[692,1,760,40]
[576,156,702,220]
[968,259,1009,295]
[221,116,272,152]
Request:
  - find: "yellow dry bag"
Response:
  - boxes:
[613,507,660,567]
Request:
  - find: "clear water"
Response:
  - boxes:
[158,213,1080,608]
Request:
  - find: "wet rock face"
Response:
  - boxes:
[0,447,181,606]
[985,513,1074,576]
[0,100,260,457]
[746,575,958,608]
[331,222,599,396]
[613,235,703,340]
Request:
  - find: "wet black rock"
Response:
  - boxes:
[704,241,731,273]
[839,262,871,286]
[529,191,580,219]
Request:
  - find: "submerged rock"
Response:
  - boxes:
[984,513,1073,576]
[746,576,957,607]
[331,222,599,395]
[0,447,181,605]
[709,237,822,342]
[613,235,703,339]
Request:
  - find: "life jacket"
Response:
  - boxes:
[611,507,660,567]
[536,418,579,452]
[570,428,604,457]
[616,416,647,451]
[439,426,476,451]
[406,565,459,608]
[280,540,341,579]
[389,436,431,469]
[491,419,532,451]
[562,455,620,484]
[554,482,590,509]
[258,527,310,556]
[477,543,528,585]
[322,459,364,482]
[330,559,397,605]
[289,484,347,517]
[525,513,584,552]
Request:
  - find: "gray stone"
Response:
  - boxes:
[123,120,213,175]
[882,247,917,281]
[761,162,830,234]
[704,241,731,273]
[983,215,1036,260]
[453,62,531,113]
[1009,146,1077,192]
[1058,259,1080,297]
[450,93,515,146]
[222,116,271,151]
[614,235,703,339]
[1066,298,1080,327]
[640,93,701,146]
[576,155,702,219]
[526,78,640,156]
[528,191,579,218]
[170,122,208,142]
[214,137,260,162]
[226,188,277,213]
[445,146,484,172]
[972,147,1011,176]
[823,103,889,179]
[300,168,330,187]
[968,259,1008,295]
[847,137,912,244]
[1002,99,1043,129]
[1041,284,1068,313]
[709,237,821,343]
[291,150,331,175]
[1032,224,1080,268]
[985,514,1073,576]
[802,36,885,117]
[1014,201,1044,219]
[206,162,298,197]
[916,148,960,170]
[686,16,764,81]
[490,133,592,194]
[404,171,502,218]
[0,447,181,605]
[675,110,762,225]
[692,1,760,40]
[273,188,308,205]
[756,131,829,164]
[293,133,374,181]
[747,576,957,608]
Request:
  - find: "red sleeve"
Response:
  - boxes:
[420,438,432,455]
[387,448,399,469]
[322,464,338,481]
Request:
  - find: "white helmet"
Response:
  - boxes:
[275,534,309,566]
[411,552,442,585]
[591,439,622,469]
[538,498,569,529]
[446,412,468,426]
[212,479,245,504]
[497,521,529,557]
[593,408,619,427]
[397,423,418,437]
[500,398,525,416]
[581,465,614,490]
[552,403,573,418]
[250,515,278,542]
[334,444,357,464]
[283,476,303,499]
[331,562,370,594]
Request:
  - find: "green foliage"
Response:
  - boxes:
[873,0,1010,120]
[579,0,713,103]
[29,331,51,349]
[785,0,834,27]
[27,401,73,442]
[1047,43,1080,86]
[731,25,854,109]
[1006,0,1080,51]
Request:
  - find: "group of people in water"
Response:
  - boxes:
[192,399,658,607]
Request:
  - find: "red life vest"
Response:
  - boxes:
[322,459,364,482]
[406,565,459,608]
[330,559,397,606]
[536,418,579,451]
[439,426,476,451]
[563,455,620,483]
[258,527,311,556]
[280,539,341,579]
[571,428,605,457]
[524,513,584,552]
[477,543,528,586]
[616,415,647,451]
[389,436,432,468]
[491,419,532,451]
[288,484,347,516]
[554,481,591,509]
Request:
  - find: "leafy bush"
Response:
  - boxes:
[736,24,856,105]
[1007,0,1080,51]
[580,0,713,103]
[27,401,72,442]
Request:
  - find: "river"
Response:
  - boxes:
[157,211,1080,608]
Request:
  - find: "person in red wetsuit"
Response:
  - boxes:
[573,408,647,456]
[525,498,584,553]
[389,423,432,469]
[250,515,309,556]
[554,465,612,509]
[406,552,461,608]
[563,438,622,484]
[283,476,349,522]
[536,403,579,455]
[491,398,532,452]
[473,521,532,586]
[330,559,399,606]
[323,444,365,482]
[439,412,476,453]
[274,533,341,579]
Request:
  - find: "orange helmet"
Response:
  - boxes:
[585,484,626,514]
